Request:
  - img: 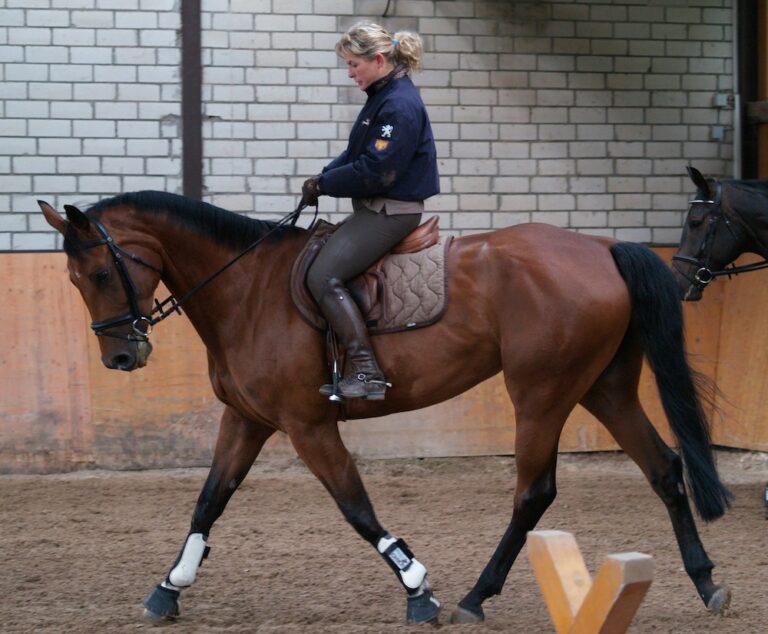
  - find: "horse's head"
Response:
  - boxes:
[39,200,162,371]
[672,166,748,301]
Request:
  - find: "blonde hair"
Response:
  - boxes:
[335,22,423,72]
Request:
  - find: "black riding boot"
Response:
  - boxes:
[318,279,390,400]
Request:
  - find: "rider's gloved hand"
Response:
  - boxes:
[301,176,322,207]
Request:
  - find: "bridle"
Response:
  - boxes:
[80,218,162,342]
[78,202,311,343]
[672,181,768,291]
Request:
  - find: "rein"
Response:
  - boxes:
[672,181,768,289]
[84,200,314,342]
[673,254,768,286]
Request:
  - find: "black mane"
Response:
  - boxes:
[729,179,768,200]
[87,190,301,250]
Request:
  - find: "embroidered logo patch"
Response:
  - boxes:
[362,118,371,126]
[381,124,393,138]
[374,139,390,151]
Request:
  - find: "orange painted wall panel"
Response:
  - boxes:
[711,255,768,451]
[84,283,224,469]
[0,248,759,473]
[0,254,94,472]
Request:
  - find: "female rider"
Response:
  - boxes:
[303,22,440,401]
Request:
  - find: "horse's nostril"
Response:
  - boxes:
[113,353,136,370]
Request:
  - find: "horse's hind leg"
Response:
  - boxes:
[288,419,441,625]
[452,403,565,624]
[580,345,730,613]
[143,406,275,621]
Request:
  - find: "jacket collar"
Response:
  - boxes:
[365,64,409,97]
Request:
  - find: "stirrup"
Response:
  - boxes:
[319,374,392,401]
[320,348,344,401]
[319,382,344,400]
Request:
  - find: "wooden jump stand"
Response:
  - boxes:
[527,530,654,634]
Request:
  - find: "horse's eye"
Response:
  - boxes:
[688,207,707,228]
[92,269,110,286]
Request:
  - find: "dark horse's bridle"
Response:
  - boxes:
[78,202,309,343]
[672,181,768,292]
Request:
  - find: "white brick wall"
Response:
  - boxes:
[0,0,182,250]
[1,0,734,249]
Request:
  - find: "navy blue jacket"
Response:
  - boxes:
[319,74,439,202]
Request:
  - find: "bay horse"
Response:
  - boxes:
[39,191,732,626]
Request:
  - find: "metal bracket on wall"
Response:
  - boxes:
[746,101,768,124]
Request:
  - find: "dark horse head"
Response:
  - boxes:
[673,166,768,301]
[39,191,297,372]
[39,197,164,371]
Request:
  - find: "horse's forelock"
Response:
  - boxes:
[63,224,86,257]
[60,205,107,257]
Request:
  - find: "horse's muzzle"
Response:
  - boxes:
[670,259,705,302]
[105,340,153,371]
[682,285,703,302]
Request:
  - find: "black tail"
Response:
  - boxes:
[610,242,732,521]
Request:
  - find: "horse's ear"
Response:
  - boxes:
[686,166,711,198]
[63,204,91,231]
[38,200,67,234]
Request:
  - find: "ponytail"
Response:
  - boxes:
[335,22,424,73]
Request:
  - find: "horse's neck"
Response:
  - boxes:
[154,222,304,344]
[731,183,768,257]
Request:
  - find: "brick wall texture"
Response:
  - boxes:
[1,0,735,250]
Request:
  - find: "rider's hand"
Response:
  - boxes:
[301,176,322,207]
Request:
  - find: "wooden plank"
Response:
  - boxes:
[569,553,653,634]
[528,531,653,634]
[527,530,593,634]
[1,245,761,473]
[0,253,94,472]
[86,283,223,469]
[711,256,768,451]
[746,101,768,124]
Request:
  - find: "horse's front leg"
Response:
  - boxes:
[143,406,275,622]
[289,419,441,625]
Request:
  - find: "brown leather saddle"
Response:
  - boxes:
[291,215,451,335]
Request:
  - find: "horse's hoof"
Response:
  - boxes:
[448,605,484,624]
[143,584,180,623]
[406,589,441,624]
[706,586,732,614]
[143,608,177,626]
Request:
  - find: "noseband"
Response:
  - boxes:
[672,181,768,291]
